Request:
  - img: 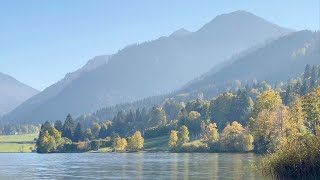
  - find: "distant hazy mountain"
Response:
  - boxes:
[76,30,319,122]
[0,73,39,116]
[4,11,292,124]
[179,30,320,97]
[1,55,111,123]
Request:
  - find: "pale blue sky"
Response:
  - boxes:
[0,0,319,90]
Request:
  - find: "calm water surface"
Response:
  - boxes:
[0,153,268,180]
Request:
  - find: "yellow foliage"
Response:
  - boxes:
[128,131,144,151]
[168,130,178,148]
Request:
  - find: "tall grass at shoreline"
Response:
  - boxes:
[260,133,320,179]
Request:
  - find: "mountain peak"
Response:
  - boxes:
[197,10,293,38]
[170,28,191,38]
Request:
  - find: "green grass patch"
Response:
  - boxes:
[0,143,35,153]
[0,133,38,143]
[0,133,38,152]
[144,135,169,150]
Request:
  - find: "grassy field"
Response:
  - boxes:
[144,135,169,151]
[0,133,38,143]
[0,133,38,152]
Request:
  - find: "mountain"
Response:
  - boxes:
[3,11,292,124]
[179,30,320,97]
[1,55,111,124]
[76,30,320,123]
[0,73,39,116]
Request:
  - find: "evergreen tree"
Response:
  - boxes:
[310,65,318,89]
[62,114,74,140]
[303,64,312,80]
[41,121,54,134]
[73,122,84,142]
[98,123,109,139]
[209,92,234,130]
[54,120,63,132]
[230,90,252,125]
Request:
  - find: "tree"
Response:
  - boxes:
[84,128,93,140]
[253,89,282,117]
[91,123,101,139]
[181,111,202,135]
[168,130,178,148]
[303,64,312,80]
[112,133,121,149]
[185,99,210,118]
[252,105,289,153]
[54,120,63,132]
[209,92,234,130]
[178,125,189,145]
[163,98,183,121]
[230,90,253,125]
[302,87,320,133]
[128,131,144,151]
[201,123,219,144]
[73,123,84,142]
[287,98,306,136]
[62,114,74,140]
[98,123,109,139]
[37,130,56,153]
[116,138,128,151]
[36,122,63,153]
[220,121,253,152]
[149,107,167,127]
[310,66,318,89]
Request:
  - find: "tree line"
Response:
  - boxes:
[36,115,144,153]
[36,65,320,158]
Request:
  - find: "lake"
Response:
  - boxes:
[0,153,267,179]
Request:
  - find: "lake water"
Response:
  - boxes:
[0,153,267,180]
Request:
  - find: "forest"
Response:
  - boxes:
[35,64,320,178]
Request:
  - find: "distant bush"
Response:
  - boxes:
[63,142,91,152]
[175,141,208,153]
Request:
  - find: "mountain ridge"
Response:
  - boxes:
[2,11,292,124]
[0,72,39,116]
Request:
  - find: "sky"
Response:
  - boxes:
[0,1,319,90]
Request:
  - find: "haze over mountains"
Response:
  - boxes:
[179,30,320,97]
[75,30,320,122]
[2,11,292,124]
[0,73,39,116]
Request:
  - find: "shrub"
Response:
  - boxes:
[260,133,320,179]
[175,141,208,153]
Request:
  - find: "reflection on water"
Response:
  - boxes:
[0,153,267,180]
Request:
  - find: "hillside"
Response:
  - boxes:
[179,30,320,98]
[0,73,39,116]
[76,30,320,123]
[3,11,291,124]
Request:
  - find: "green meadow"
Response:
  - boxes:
[0,133,38,152]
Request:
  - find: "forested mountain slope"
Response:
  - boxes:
[75,31,319,123]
